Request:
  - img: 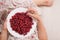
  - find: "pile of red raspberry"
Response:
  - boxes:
[10,12,33,35]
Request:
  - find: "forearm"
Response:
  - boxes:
[1,27,8,40]
[1,29,8,40]
[37,18,48,40]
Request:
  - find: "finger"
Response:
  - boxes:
[27,13,35,17]
[28,8,37,14]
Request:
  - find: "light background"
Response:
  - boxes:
[41,0,60,40]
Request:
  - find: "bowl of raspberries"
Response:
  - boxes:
[7,7,37,38]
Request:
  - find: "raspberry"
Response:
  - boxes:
[10,12,33,35]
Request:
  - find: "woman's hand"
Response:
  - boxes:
[33,0,53,7]
[27,8,41,21]
[40,0,53,6]
[27,8,48,40]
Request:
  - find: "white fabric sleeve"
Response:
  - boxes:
[0,0,42,15]
[5,0,42,15]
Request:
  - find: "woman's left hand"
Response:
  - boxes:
[27,8,41,21]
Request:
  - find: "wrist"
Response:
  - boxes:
[3,26,7,30]
[37,17,42,22]
[37,17,41,21]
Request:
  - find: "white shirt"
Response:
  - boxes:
[0,0,42,40]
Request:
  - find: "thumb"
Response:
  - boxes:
[27,13,35,17]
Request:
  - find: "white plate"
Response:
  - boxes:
[7,7,37,38]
